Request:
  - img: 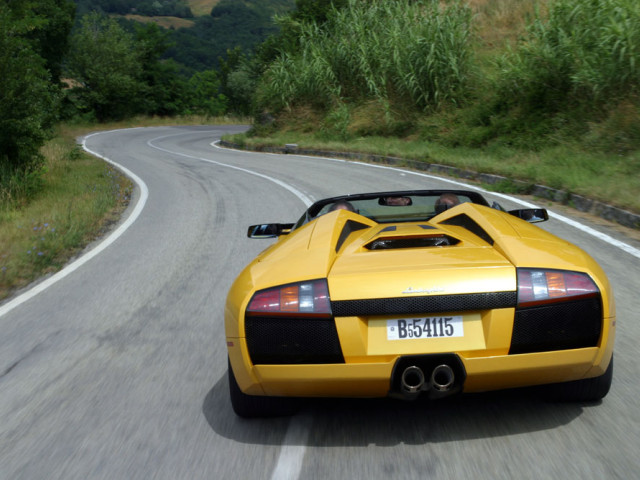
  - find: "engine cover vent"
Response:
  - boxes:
[366,235,460,250]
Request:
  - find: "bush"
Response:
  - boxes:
[0,6,58,204]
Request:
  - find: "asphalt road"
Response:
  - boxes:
[1,125,639,480]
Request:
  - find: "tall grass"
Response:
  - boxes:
[498,0,640,111]
[0,163,45,210]
[259,0,472,113]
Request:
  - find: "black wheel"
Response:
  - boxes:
[228,358,299,418]
[545,355,613,402]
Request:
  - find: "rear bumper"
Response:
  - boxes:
[227,338,612,398]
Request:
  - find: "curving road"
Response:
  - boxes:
[1,126,639,480]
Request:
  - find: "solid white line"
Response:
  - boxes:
[270,414,313,480]
[215,142,640,260]
[0,130,149,319]
[148,134,314,207]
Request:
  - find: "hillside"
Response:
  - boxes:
[74,0,194,18]
[73,0,296,72]
[164,0,295,72]
[122,14,195,29]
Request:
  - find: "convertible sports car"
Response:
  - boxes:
[225,190,615,417]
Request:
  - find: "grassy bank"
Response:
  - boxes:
[226,128,640,214]
[0,125,131,300]
[0,115,245,302]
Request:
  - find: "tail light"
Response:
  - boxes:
[247,279,332,316]
[517,268,599,307]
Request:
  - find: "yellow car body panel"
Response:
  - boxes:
[225,191,615,412]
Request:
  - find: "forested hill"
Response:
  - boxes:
[72,0,295,72]
[74,0,194,18]
[165,0,295,72]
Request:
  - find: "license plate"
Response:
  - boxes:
[387,316,464,340]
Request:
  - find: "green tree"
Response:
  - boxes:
[75,0,193,17]
[0,5,58,194]
[164,0,294,73]
[134,22,188,116]
[4,0,75,82]
[65,12,145,121]
[218,48,257,115]
[185,70,228,116]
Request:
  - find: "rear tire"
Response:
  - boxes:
[545,355,613,402]
[228,358,298,418]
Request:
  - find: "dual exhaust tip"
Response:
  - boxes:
[400,364,455,398]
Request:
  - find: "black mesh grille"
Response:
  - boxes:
[509,297,602,354]
[332,291,516,317]
[245,316,344,365]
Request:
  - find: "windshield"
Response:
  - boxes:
[294,190,488,229]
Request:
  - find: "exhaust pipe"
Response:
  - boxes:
[401,365,425,395]
[391,355,464,400]
[430,364,455,392]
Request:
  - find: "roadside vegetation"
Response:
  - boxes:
[232,130,640,212]
[0,124,131,300]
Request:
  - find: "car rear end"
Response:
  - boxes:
[225,204,615,411]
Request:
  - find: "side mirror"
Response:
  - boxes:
[247,223,294,238]
[491,201,506,212]
[508,208,549,223]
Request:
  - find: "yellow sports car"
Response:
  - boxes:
[225,190,615,417]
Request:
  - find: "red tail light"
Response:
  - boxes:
[247,279,332,316]
[517,269,599,307]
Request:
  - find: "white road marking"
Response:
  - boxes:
[270,414,314,480]
[0,130,149,319]
[148,134,314,207]
[215,142,640,260]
